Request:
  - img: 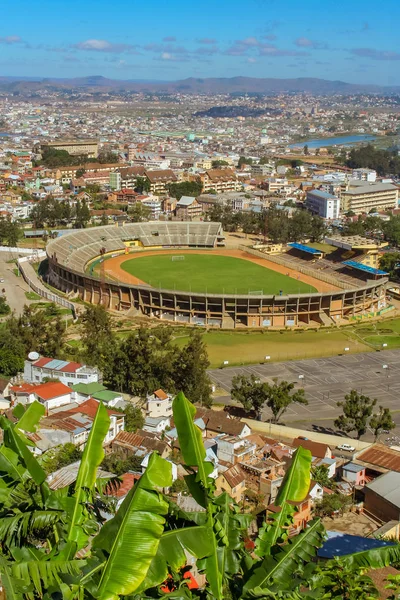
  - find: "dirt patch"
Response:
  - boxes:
[101,248,339,293]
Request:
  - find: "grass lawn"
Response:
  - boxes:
[120,255,316,295]
[172,329,369,368]
[25,291,41,300]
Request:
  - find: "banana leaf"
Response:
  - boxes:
[91,452,172,600]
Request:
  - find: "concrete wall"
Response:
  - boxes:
[241,418,371,452]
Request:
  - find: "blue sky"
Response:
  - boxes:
[1,0,399,84]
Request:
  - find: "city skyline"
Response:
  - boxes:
[0,0,399,85]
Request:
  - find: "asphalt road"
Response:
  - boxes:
[208,350,400,443]
[0,251,32,315]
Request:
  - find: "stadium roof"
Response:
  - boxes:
[288,243,323,255]
[342,260,388,276]
[325,235,388,251]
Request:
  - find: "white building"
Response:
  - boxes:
[10,381,73,412]
[146,389,173,418]
[24,356,101,387]
[306,189,340,220]
[352,168,377,183]
[142,197,162,220]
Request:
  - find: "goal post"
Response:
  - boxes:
[171,255,185,262]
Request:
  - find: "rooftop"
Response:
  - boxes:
[366,471,400,508]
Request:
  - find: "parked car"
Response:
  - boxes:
[336,443,356,452]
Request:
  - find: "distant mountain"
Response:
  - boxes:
[0,75,399,95]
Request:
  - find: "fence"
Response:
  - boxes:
[0,246,37,255]
[240,245,350,290]
[17,253,77,319]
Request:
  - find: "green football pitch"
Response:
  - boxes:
[119,254,317,295]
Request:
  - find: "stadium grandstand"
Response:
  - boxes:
[46,223,390,329]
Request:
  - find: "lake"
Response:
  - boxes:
[289,134,377,149]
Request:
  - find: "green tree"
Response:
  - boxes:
[42,442,83,474]
[81,305,117,375]
[303,144,309,155]
[212,160,229,168]
[116,404,144,433]
[135,176,151,193]
[0,296,10,315]
[335,389,377,439]
[129,202,152,222]
[100,451,143,475]
[76,168,86,178]
[231,374,267,419]
[379,252,400,278]
[265,380,308,423]
[174,330,212,407]
[167,180,203,200]
[100,211,108,226]
[75,199,91,228]
[315,492,352,517]
[370,406,396,441]
[237,156,253,168]
[311,464,335,489]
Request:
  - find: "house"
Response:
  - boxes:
[196,408,252,439]
[47,461,114,490]
[200,168,241,194]
[10,381,73,412]
[24,356,101,387]
[266,497,312,535]
[354,443,400,474]
[216,435,256,465]
[143,415,170,434]
[308,480,324,504]
[145,169,178,195]
[72,382,123,407]
[146,389,173,418]
[363,471,400,522]
[40,398,124,448]
[175,196,202,220]
[341,462,367,486]
[313,457,336,479]
[292,438,332,459]
[216,464,246,503]
[111,429,170,460]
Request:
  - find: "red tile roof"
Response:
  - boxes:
[33,357,53,368]
[59,362,82,373]
[33,382,72,401]
[70,398,122,418]
[154,389,168,400]
[111,472,141,498]
[10,383,36,394]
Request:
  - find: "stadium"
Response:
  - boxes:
[46,222,390,329]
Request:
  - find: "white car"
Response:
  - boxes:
[336,443,356,453]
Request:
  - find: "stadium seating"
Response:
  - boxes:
[46,222,224,273]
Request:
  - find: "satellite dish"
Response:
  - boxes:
[28,351,40,361]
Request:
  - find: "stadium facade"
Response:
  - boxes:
[46,223,388,329]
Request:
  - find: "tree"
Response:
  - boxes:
[167,180,203,200]
[265,380,308,423]
[0,296,10,315]
[42,442,82,474]
[237,156,253,168]
[315,493,352,517]
[370,406,395,441]
[303,144,309,155]
[100,211,108,226]
[212,160,229,168]
[174,330,212,407]
[311,464,335,489]
[100,451,143,475]
[231,374,267,419]
[135,176,151,193]
[335,389,377,439]
[75,199,91,228]
[129,201,152,222]
[116,404,144,433]
[81,305,117,375]
[379,252,400,278]
[76,168,86,178]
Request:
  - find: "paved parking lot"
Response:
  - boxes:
[208,350,400,440]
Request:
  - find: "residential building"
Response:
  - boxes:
[266,497,312,535]
[24,356,101,387]
[196,408,252,439]
[292,438,332,459]
[10,381,73,412]
[142,197,162,220]
[306,189,340,220]
[354,443,400,473]
[39,139,99,158]
[216,435,257,465]
[216,464,246,503]
[146,389,173,419]
[175,196,202,220]
[251,164,275,177]
[340,182,399,214]
[111,429,170,460]
[341,462,367,486]
[143,415,171,434]
[47,461,114,490]
[145,169,178,195]
[118,166,146,189]
[363,471,400,522]
[109,171,121,191]
[352,168,377,182]
[200,168,241,194]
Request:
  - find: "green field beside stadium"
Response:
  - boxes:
[120,254,317,295]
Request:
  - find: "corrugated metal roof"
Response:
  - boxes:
[356,444,400,472]
[366,471,400,508]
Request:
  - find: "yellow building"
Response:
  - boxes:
[40,139,99,158]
